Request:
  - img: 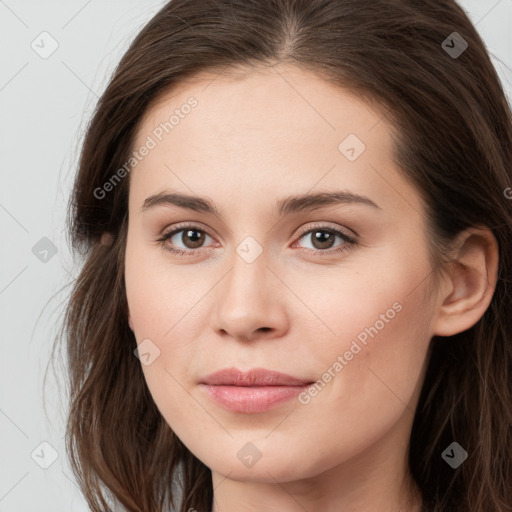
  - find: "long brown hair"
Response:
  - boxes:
[54,0,512,510]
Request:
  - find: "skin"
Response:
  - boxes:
[124,63,498,512]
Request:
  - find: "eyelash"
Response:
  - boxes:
[156,222,358,258]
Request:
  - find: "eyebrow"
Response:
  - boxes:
[140,190,381,216]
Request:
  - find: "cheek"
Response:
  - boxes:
[125,241,209,417]
[125,239,203,338]
[302,253,434,417]
[282,272,433,475]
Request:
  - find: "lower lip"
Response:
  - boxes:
[200,384,311,413]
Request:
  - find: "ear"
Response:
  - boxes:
[433,226,499,336]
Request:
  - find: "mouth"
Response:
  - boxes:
[199,367,315,413]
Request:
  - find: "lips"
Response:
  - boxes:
[200,367,314,387]
[199,367,315,413]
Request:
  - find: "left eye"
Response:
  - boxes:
[294,227,355,252]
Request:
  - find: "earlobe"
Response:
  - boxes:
[128,307,134,332]
[433,227,499,337]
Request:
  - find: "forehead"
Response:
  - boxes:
[134,63,388,148]
[128,63,422,218]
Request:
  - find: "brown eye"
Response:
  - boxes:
[157,225,214,255]
[296,227,356,253]
[179,229,206,249]
[308,230,337,250]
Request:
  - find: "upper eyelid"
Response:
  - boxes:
[162,221,212,236]
[294,222,357,239]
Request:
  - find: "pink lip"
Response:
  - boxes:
[199,367,314,413]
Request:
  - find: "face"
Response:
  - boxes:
[124,63,441,488]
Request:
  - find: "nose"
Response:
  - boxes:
[212,251,289,342]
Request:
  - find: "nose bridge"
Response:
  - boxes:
[221,244,270,311]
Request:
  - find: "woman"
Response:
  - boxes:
[58,0,512,511]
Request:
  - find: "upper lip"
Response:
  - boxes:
[201,367,314,386]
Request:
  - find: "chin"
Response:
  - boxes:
[203,444,319,483]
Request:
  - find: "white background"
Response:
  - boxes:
[0,0,511,510]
